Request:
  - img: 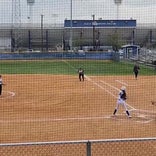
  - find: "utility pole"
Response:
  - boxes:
[114,0,123,19]
[12,0,22,52]
[70,0,73,52]
[41,14,44,52]
[92,14,96,51]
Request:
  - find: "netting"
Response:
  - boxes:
[0,1,156,156]
[0,1,156,52]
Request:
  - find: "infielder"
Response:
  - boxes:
[78,68,84,81]
[113,86,131,118]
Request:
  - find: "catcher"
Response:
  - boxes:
[113,86,132,118]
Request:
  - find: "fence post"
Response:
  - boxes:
[86,141,91,156]
[28,30,31,51]
[46,30,49,52]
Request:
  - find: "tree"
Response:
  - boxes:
[107,32,122,51]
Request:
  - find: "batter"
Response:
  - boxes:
[113,86,131,118]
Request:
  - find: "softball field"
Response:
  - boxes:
[0,74,156,144]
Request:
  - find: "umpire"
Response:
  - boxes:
[78,68,84,81]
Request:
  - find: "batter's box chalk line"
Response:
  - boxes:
[108,109,155,124]
[129,109,156,123]
[0,91,15,99]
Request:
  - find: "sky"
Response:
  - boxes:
[0,0,156,24]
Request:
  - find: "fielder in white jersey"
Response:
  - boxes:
[113,86,131,118]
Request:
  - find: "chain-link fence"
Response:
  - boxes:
[1,138,156,156]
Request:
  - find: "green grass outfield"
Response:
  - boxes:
[0,60,155,75]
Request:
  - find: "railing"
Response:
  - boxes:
[0,23,156,29]
[0,137,156,156]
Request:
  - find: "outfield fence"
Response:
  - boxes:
[0,137,156,156]
[0,51,118,60]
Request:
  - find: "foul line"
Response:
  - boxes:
[62,60,118,98]
[0,113,154,124]
[84,75,117,98]
[115,80,128,86]
[115,80,137,87]
[100,81,135,110]
[100,80,120,91]
[0,115,112,124]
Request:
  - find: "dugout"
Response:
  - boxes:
[121,44,140,59]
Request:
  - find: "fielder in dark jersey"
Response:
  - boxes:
[78,68,84,81]
[133,63,140,79]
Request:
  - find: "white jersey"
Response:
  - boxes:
[0,78,2,85]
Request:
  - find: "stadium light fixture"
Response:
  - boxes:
[114,0,123,19]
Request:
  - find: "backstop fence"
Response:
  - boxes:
[0,137,156,156]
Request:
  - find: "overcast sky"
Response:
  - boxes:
[0,0,156,24]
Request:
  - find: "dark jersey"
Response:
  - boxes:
[78,69,84,75]
[119,90,127,100]
[133,65,140,73]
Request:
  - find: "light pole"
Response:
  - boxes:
[41,14,44,52]
[114,0,122,19]
[92,14,96,51]
[52,14,58,27]
[70,0,73,52]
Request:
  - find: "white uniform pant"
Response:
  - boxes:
[115,99,128,111]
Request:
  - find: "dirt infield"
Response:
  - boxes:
[0,74,156,143]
